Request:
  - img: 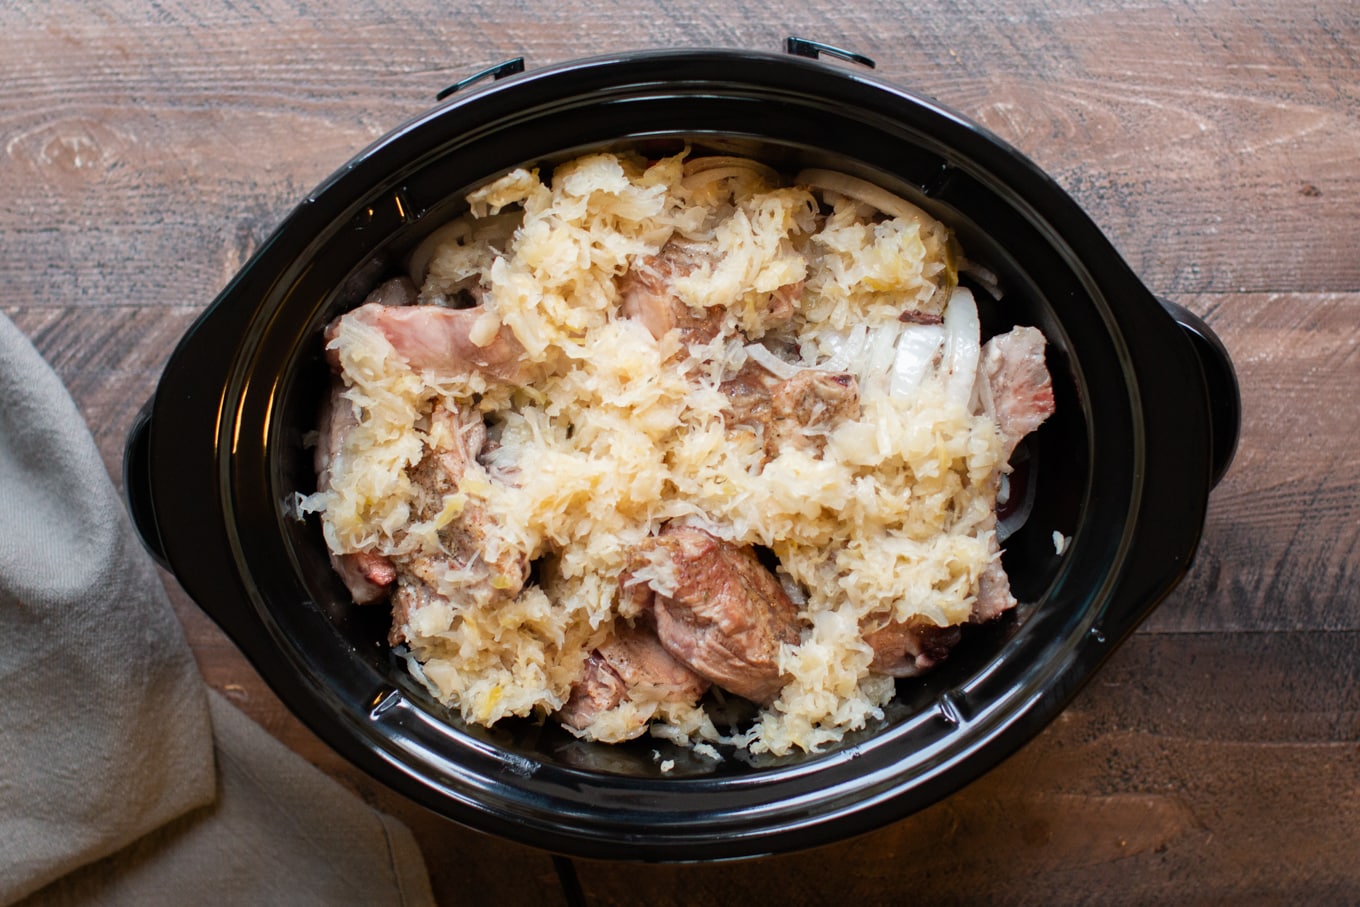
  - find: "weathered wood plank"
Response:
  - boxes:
[0,0,1356,309]
[1144,292,1360,632]
[572,630,1360,905]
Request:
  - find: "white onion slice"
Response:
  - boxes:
[743,343,804,380]
[795,168,937,228]
[941,287,981,408]
[820,323,869,374]
[864,322,900,381]
[683,155,781,183]
[961,258,1004,300]
[889,323,946,398]
[407,219,472,286]
[683,167,759,192]
[407,212,521,288]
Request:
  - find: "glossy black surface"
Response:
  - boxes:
[123,47,1239,860]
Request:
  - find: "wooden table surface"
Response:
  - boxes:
[4,1,1357,903]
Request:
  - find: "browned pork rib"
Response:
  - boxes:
[314,378,355,497]
[318,271,535,631]
[396,401,529,633]
[718,360,775,428]
[976,326,1055,460]
[618,240,800,345]
[862,325,1055,670]
[972,325,1056,622]
[388,573,440,647]
[973,558,1017,624]
[768,369,860,457]
[863,618,963,678]
[557,619,711,733]
[387,400,526,645]
[557,651,628,731]
[326,294,531,384]
[637,526,802,704]
[619,241,726,345]
[314,379,396,604]
[332,550,397,607]
[409,401,487,502]
[720,362,860,459]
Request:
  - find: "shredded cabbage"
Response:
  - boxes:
[309,151,1018,757]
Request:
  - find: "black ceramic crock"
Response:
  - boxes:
[123,41,1240,861]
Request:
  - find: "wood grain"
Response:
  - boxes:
[1,1,1357,308]
[2,0,1358,902]
[1143,291,1360,633]
[573,630,1360,906]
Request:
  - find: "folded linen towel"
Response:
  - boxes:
[0,312,433,906]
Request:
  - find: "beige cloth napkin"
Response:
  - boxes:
[0,312,435,906]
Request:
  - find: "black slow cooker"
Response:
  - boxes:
[123,40,1240,861]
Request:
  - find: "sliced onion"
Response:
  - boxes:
[795,168,937,228]
[407,218,473,286]
[744,342,804,380]
[864,322,900,379]
[941,287,981,408]
[683,166,764,192]
[820,323,869,374]
[407,212,521,288]
[961,257,1004,300]
[889,323,946,398]
[683,155,781,183]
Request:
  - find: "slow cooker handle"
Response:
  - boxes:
[435,58,525,102]
[1157,298,1241,488]
[433,39,874,105]
[784,37,877,69]
[122,398,171,569]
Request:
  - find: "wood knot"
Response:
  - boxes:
[8,116,127,185]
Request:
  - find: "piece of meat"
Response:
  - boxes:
[557,619,711,733]
[411,402,488,501]
[313,378,352,493]
[619,241,726,345]
[557,651,629,731]
[619,241,802,345]
[973,557,1017,623]
[864,618,963,678]
[969,325,1057,622]
[637,526,802,704]
[720,362,860,459]
[976,325,1055,460]
[768,369,860,458]
[327,299,531,385]
[329,549,397,607]
[604,619,712,700]
[719,359,776,431]
[388,573,442,646]
[314,378,396,604]
[407,401,529,602]
[321,276,417,372]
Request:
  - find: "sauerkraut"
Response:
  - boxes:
[303,150,1053,758]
